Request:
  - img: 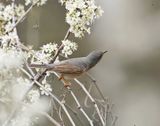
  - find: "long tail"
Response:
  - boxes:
[29,63,49,68]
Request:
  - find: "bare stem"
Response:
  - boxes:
[41,112,62,126]
[5,2,38,34]
[20,68,76,126]
[74,79,105,126]
[86,72,106,102]
[54,72,94,126]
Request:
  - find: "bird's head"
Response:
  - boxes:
[86,50,107,69]
[87,50,107,60]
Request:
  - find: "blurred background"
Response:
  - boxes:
[18,0,160,126]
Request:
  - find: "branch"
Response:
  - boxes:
[5,2,38,34]
[86,72,106,102]
[20,68,76,126]
[40,112,61,126]
[74,79,105,126]
[54,72,94,126]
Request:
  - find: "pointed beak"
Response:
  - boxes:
[103,50,108,54]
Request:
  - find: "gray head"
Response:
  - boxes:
[86,50,107,69]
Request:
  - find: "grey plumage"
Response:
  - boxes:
[30,50,107,79]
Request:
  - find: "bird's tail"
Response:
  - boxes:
[29,63,49,68]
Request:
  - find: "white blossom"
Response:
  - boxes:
[0,31,19,47]
[62,39,78,57]
[15,4,25,18]
[0,3,25,34]
[27,89,40,103]
[59,0,103,37]
[40,83,52,96]
[33,42,58,63]
[41,42,58,54]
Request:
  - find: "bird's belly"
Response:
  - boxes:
[63,73,82,80]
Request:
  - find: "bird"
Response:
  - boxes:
[30,50,107,87]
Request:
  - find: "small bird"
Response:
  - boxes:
[30,50,107,87]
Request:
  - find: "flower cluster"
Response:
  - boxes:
[41,42,58,54]
[33,42,58,63]
[27,89,40,103]
[25,0,48,6]
[40,72,52,96]
[40,83,52,96]
[0,3,25,34]
[62,39,78,57]
[60,0,103,37]
[0,32,19,48]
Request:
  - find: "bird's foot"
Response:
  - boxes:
[64,82,71,88]
[60,77,72,88]
[58,75,63,80]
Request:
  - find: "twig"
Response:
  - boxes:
[86,72,106,102]
[74,79,105,126]
[5,2,38,34]
[20,68,76,126]
[25,61,35,76]
[58,104,65,126]
[40,112,61,126]
[53,72,94,126]
[111,116,118,126]
[65,104,85,126]
[68,87,94,126]
[84,84,93,108]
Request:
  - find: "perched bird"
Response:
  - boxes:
[30,50,107,87]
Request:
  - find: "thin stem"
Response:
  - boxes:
[65,104,85,126]
[64,29,71,40]
[41,112,61,126]
[68,87,94,126]
[20,68,76,126]
[54,72,94,126]
[26,62,36,76]
[84,84,93,108]
[86,72,106,102]
[74,79,105,126]
[5,2,38,34]
[111,116,118,126]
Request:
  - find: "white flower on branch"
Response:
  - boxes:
[40,83,52,96]
[62,39,78,57]
[33,42,58,63]
[2,4,14,21]
[0,4,25,22]
[0,3,25,34]
[27,89,40,103]
[15,4,25,18]
[41,42,58,54]
[59,0,104,37]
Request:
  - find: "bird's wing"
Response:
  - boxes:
[48,63,83,74]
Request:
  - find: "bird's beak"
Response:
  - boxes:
[103,50,108,54]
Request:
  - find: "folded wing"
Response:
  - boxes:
[49,63,83,74]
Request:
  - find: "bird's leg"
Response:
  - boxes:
[61,77,71,88]
[62,78,71,88]
[58,74,63,80]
